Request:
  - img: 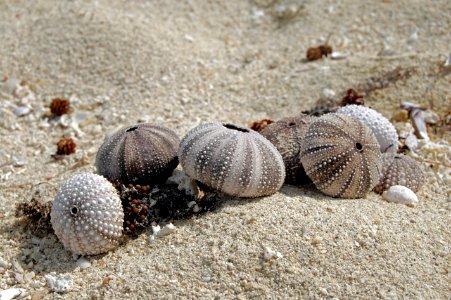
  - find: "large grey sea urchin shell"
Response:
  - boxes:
[337,105,399,153]
[300,113,382,198]
[51,173,124,256]
[373,153,425,194]
[96,123,180,184]
[260,114,315,184]
[179,122,286,198]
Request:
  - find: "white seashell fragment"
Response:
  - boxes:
[45,274,72,293]
[263,247,283,261]
[382,185,418,207]
[13,106,32,117]
[158,223,176,237]
[75,257,91,269]
[0,288,26,300]
[330,51,348,60]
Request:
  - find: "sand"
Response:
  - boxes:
[0,0,450,299]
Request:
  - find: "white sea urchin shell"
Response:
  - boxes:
[51,173,124,256]
[337,105,399,153]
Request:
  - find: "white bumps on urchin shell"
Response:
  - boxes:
[51,173,124,256]
[337,105,399,153]
[178,122,286,198]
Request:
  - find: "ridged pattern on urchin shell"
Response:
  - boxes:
[260,114,316,184]
[179,122,286,198]
[337,105,399,153]
[373,153,425,194]
[96,123,180,184]
[300,113,382,198]
[50,173,124,256]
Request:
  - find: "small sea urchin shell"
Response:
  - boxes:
[50,173,124,256]
[259,114,315,184]
[373,153,425,194]
[300,113,382,198]
[337,105,399,153]
[179,122,285,198]
[96,123,180,184]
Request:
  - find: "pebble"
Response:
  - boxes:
[0,258,8,268]
[263,247,283,261]
[13,106,32,117]
[0,288,27,300]
[45,274,73,293]
[382,185,418,207]
[75,257,91,269]
[158,223,177,237]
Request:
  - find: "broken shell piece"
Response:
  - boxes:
[410,108,429,140]
[45,274,73,293]
[382,185,418,207]
[13,106,32,117]
[0,288,27,300]
[330,51,348,60]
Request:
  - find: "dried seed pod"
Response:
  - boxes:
[249,119,273,132]
[373,153,425,194]
[337,105,399,153]
[56,136,76,155]
[259,114,315,184]
[179,122,285,198]
[50,98,70,116]
[96,123,180,184]
[300,113,382,198]
[50,173,124,256]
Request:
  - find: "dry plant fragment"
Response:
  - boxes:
[341,88,364,106]
[306,45,332,61]
[56,136,76,156]
[50,98,70,116]
[249,119,274,132]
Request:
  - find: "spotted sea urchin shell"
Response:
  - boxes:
[96,123,180,184]
[50,173,124,256]
[259,114,315,184]
[373,153,425,194]
[337,105,399,153]
[300,113,382,198]
[179,122,285,198]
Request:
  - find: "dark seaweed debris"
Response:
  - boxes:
[114,181,220,235]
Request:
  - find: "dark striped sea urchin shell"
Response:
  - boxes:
[179,122,286,198]
[300,113,382,198]
[259,114,316,184]
[373,153,425,194]
[96,123,180,184]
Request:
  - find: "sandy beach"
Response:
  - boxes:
[0,0,450,299]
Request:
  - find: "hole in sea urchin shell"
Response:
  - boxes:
[288,122,296,127]
[70,206,78,216]
[355,142,363,151]
[126,126,139,132]
[223,123,249,133]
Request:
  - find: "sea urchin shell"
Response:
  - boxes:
[50,173,124,256]
[373,153,425,194]
[179,122,285,198]
[337,105,399,153]
[96,123,180,184]
[259,114,315,184]
[300,113,382,198]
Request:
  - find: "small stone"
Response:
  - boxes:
[0,258,8,268]
[13,106,32,117]
[263,247,283,261]
[75,257,91,269]
[45,274,72,293]
[0,288,27,300]
[382,185,418,207]
[158,223,176,237]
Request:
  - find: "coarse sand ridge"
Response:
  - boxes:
[0,0,450,299]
